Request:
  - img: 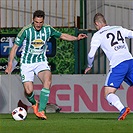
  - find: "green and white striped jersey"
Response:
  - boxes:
[14,23,61,64]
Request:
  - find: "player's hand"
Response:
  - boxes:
[5,62,12,74]
[77,34,88,40]
[84,67,91,74]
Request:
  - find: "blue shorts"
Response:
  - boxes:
[105,59,133,89]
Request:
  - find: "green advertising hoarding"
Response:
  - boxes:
[0,28,75,74]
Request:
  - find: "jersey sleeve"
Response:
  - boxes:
[50,26,62,38]
[14,28,26,46]
[88,33,101,67]
[122,27,133,38]
[90,33,101,47]
[87,46,98,68]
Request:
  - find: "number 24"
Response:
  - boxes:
[106,31,124,46]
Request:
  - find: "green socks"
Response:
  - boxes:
[26,92,36,105]
[39,88,50,112]
[26,88,50,112]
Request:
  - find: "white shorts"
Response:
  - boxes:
[20,62,50,83]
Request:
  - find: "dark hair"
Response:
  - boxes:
[33,10,45,19]
[94,13,106,24]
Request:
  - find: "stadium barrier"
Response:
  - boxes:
[0,74,132,113]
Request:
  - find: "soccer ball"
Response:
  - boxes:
[12,107,27,121]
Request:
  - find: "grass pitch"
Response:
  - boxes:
[0,113,133,133]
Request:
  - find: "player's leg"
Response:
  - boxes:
[105,86,125,111]
[105,62,131,120]
[105,86,130,120]
[23,81,38,115]
[20,63,38,115]
[34,62,51,120]
[38,70,51,111]
[23,81,36,105]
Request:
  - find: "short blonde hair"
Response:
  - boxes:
[94,13,106,24]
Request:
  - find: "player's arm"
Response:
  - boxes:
[60,33,88,41]
[84,46,98,74]
[127,30,133,38]
[122,28,133,38]
[5,44,19,74]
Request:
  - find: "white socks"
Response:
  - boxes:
[106,93,124,112]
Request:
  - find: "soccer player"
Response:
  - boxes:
[5,10,87,120]
[84,13,133,120]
